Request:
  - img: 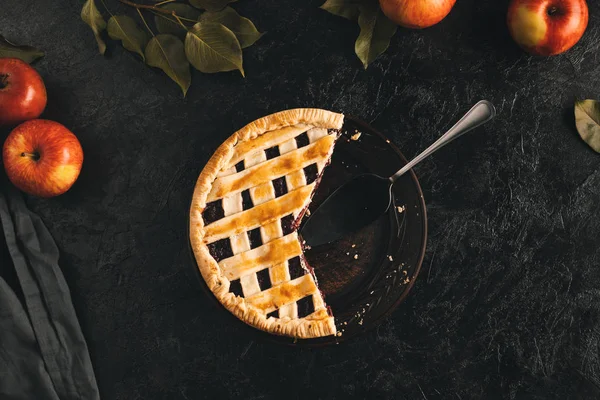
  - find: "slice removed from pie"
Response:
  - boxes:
[190,109,344,338]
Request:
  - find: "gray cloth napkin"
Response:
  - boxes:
[0,186,100,400]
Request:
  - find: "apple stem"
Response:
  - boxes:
[21,152,40,161]
[548,6,558,16]
[0,74,7,90]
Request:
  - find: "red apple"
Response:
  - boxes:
[379,0,457,29]
[3,119,83,197]
[507,0,588,56]
[0,58,47,126]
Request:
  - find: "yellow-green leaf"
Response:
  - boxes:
[107,15,149,60]
[81,0,107,55]
[185,22,244,76]
[575,100,600,153]
[0,35,44,63]
[355,2,397,69]
[189,0,236,12]
[320,0,362,21]
[200,7,263,49]
[155,3,200,40]
[146,34,191,96]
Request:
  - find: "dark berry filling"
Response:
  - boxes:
[303,163,318,184]
[295,132,310,148]
[235,160,245,172]
[281,214,294,235]
[293,150,336,232]
[272,176,288,198]
[247,227,263,249]
[265,146,280,160]
[257,268,272,290]
[241,189,254,210]
[203,200,224,224]
[207,238,233,262]
[229,279,244,297]
[297,295,315,318]
[288,256,305,280]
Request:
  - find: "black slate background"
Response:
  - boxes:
[2,0,600,399]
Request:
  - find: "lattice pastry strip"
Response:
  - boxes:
[244,150,292,316]
[222,193,260,297]
[207,135,335,203]
[225,124,312,171]
[245,148,296,317]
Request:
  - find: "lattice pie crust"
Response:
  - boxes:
[190,109,344,338]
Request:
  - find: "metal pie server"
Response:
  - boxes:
[300,100,496,248]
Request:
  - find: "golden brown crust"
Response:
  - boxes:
[207,135,335,202]
[204,184,314,243]
[190,109,343,339]
[219,233,303,281]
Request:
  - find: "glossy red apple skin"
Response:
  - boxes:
[3,119,83,197]
[507,0,588,56]
[379,0,457,29]
[0,58,47,126]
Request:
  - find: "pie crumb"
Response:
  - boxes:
[306,209,311,216]
[350,132,361,141]
[358,319,363,325]
[388,255,393,261]
[351,244,356,248]
[402,270,407,275]
[386,139,391,143]
[354,254,358,260]
[336,331,342,337]
[397,205,405,213]
[346,252,350,255]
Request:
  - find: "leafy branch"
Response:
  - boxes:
[320,0,396,69]
[80,0,263,96]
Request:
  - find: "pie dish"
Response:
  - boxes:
[189,108,344,338]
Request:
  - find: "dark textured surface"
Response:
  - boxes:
[1,0,600,398]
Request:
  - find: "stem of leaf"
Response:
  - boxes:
[99,0,114,17]
[119,0,197,22]
[152,11,192,33]
[172,12,189,31]
[137,8,155,37]
[154,0,176,6]
[119,0,170,14]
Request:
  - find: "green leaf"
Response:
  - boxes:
[107,15,149,60]
[155,3,200,40]
[189,0,237,12]
[575,100,600,153]
[199,7,263,48]
[0,35,44,63]
[320,0,362,21]
[185,22,244,76]
[81,0,107,55]
[355,2,397,69]
[146,34,191,96]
